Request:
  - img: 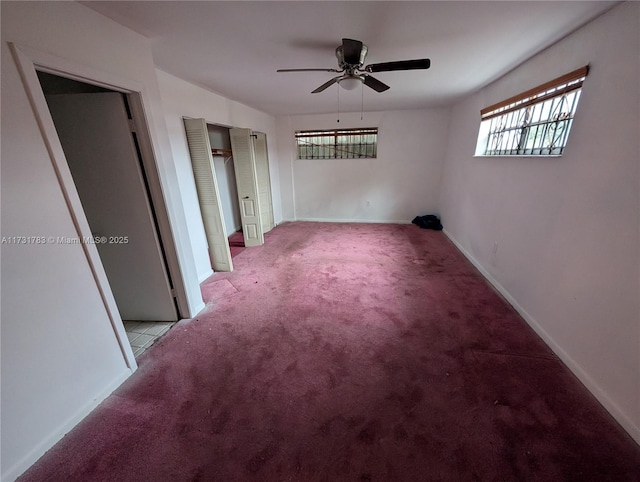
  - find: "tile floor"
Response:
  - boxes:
[123,321,175,358]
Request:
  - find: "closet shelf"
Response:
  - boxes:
[211,148,233,157]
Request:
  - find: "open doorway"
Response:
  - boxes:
[205,124,275,259]
[38,71,178,357]
[207,124,244,256]
[184,119,275,272]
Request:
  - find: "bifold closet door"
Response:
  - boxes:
[229,128,264,247]
[183,118,233,272]
[253,132,275,234]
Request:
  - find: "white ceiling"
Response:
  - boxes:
[83,1,616,116]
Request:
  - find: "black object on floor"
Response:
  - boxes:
[412,214,443,230]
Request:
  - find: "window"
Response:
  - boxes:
[295,128,378,159]
[476,66,588,156]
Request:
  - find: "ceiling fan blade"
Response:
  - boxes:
[363,75,390,93]
[342,38,363,65]
[365,58,431,73]
[311,76,340,93]
[277,68,341,73]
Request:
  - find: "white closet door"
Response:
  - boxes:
[253,132,275,234]
[183,118,233,272]
[229,128,264,247]
[47,93,177,321]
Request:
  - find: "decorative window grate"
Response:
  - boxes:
[476,66,588,156]
[295,128,378,159]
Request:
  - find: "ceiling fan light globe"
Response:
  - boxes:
[339,77,362,90]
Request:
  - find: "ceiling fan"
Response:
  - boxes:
[277,38,431,93]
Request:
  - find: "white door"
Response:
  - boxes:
[183,118,233,272]
[253,132,275,234]
[46,93,177,321]
[229,128,264,247]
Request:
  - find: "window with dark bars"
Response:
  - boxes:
[477,66,588,156]
[295,128,378,159]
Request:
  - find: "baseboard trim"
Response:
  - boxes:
[442,229,640,446]
[191,300,207,317]
[293,217,412,224]
[198,268,214,284]
[3,369,133,482]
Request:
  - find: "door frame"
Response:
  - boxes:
[9,43,190,370]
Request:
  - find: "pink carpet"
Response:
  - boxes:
[19,222,640,481]
[228,230,244,246]
[228,230,245,258]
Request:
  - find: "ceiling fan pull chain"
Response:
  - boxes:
[361,81,364,121]
[337,83,340,123]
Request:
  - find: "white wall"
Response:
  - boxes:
[276,109,450,223]
[439,2,640,443]
[156,69,281,281]
[0,2,204,480]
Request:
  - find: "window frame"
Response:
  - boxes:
[475,65,589,157]
[295,127,378,160]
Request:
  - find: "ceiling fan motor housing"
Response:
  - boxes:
[335,43,368,71]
